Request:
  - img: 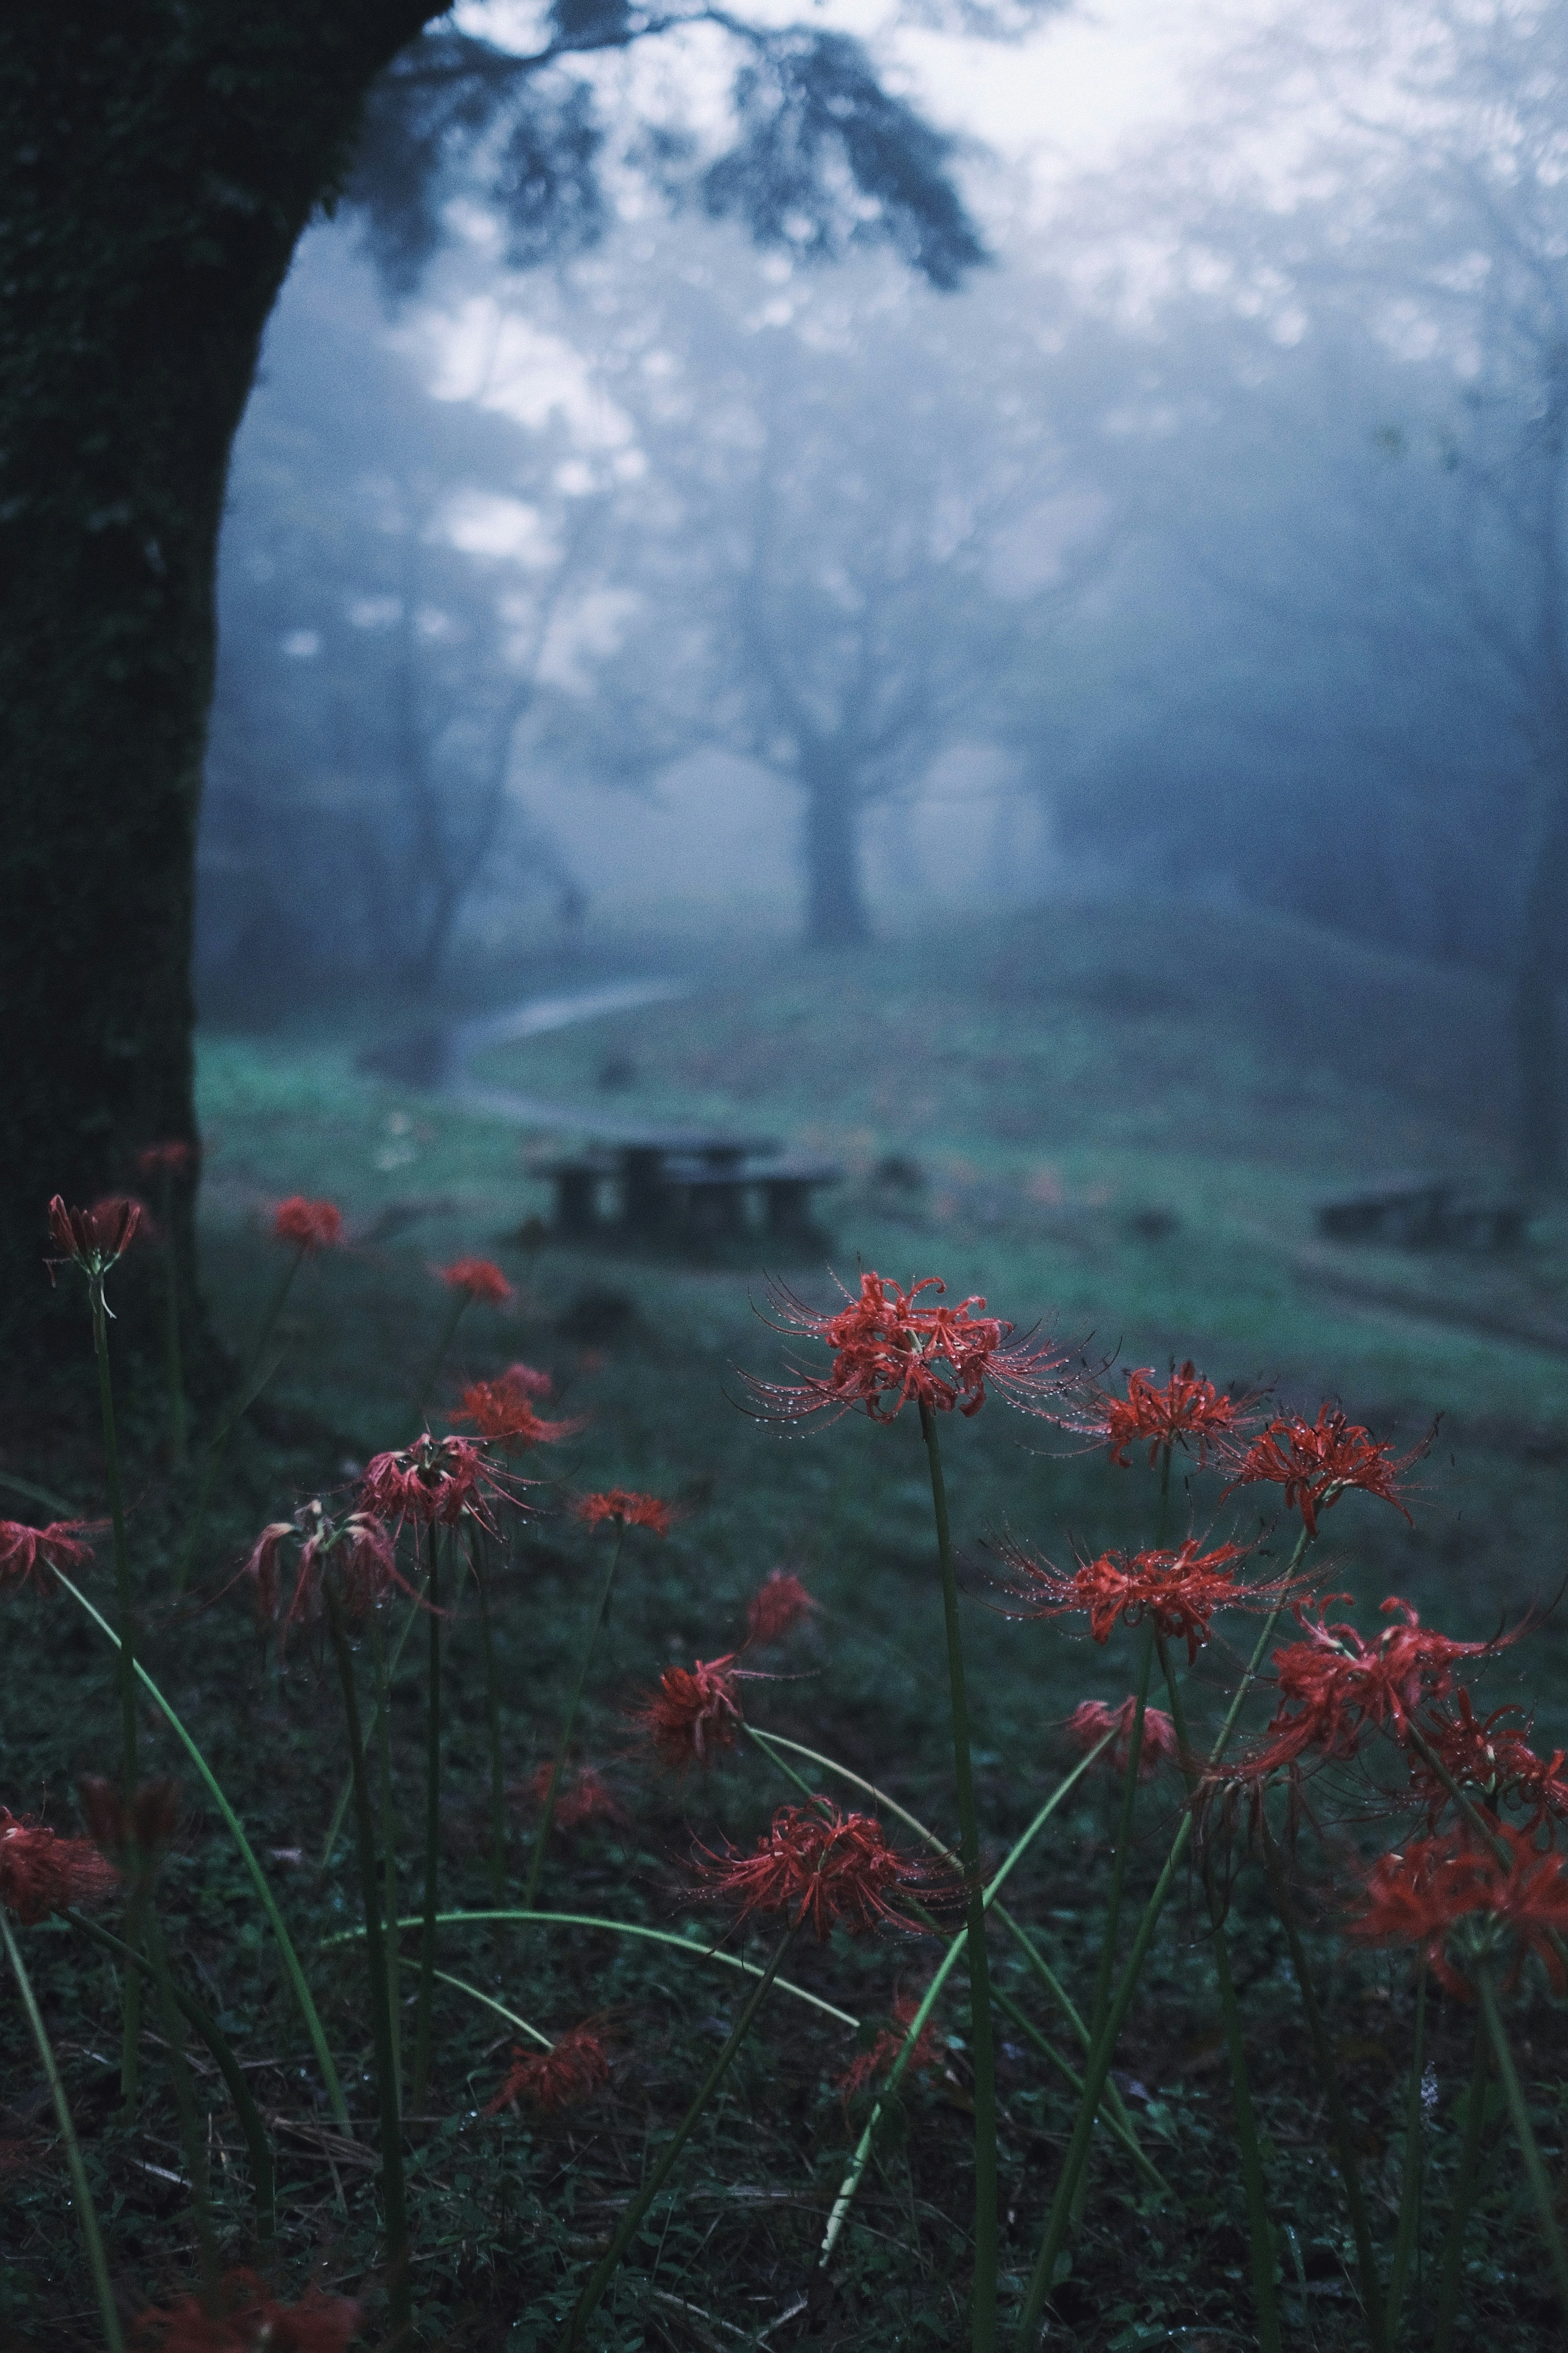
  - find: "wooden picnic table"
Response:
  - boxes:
[525,1129,840,1245]
[1316,1173,1526,1252]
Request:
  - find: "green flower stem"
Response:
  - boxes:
[1,1909,124,2353]
[51,1565,351,2135]
[1384,1963,1426,2343]
[90,1268,145,2112]
[919,1401,998,2353]
[411,1293,470,1429]
[555,1921,801,2353]
[325,1581,411,2343]
[411,1527,443,2117]
[330,1907,859,2027]
[523,1523,627,1910]
[1087,1619,1156,2049]
[157,1168,187,1468]
[142,1902,220,2302]
[475,1534,508,1903]
[1474,1961,1568,2317]
[417,1961,552,2048]
[990,1981,1167,2191]
[1157,1632,1279,2353]
[744,1723,819,1802]
[175,1247,303,1592]
[1013,1597,1295,2351]
[1432,2009,1492,2353]
[66,1910,275,2241]
[1260,1819,1388,2353]
[320,1582,425,1872]
[370,1610,402,2115]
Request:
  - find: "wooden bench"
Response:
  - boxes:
[526,1129,842,1246]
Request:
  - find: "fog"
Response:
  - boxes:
[200,0,1568,1171]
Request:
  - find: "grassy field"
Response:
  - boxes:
[5,898,1568,2350]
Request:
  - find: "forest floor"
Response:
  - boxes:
[4,897,1568,2352]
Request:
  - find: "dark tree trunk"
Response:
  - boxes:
[1512,813,1568,1191]
[0,4,437,1387]
[801,761,871,947]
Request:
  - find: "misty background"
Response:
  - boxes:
[197,0,1568,1180]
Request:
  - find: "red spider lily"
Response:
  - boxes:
[1347,1824,1568,1996]
[747,1270,1071,1426]
[240,1501,412,1647]
[485,2022,611,2116]
[694,1802,958,1940]
[77,1777,182,1878]
[1241,1596,1501,1778]
[1066,1697,1180,1782]
[0,1811,119,1923]
[745,1570,817,1647]
[136,1139,193,1180]
[47,1192,140,1275]
[998,1535,1298,1664]
[272,1196,343,1254]
[577,1488,675,1535]
[1410,1692,1568,1829]
[437,1256,514,1307]
[632,1654,745,1769]
[1064,1361,1263,1469]
[360,1432,522,1535]
[133,2268,361,2353]
[836,1989,944,2109]
[1222,1404,1422,1537]
[0,1518,98,1597]
[453,1369,583,1447]
[526,1762,625,1832]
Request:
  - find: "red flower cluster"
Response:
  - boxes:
[744,1570,816,1647]
[454,1368,582,1447]
[1002,1536,1293,1664]
[136,1140,193,1180]
[437,1257,514,1307]
[749,1271,1069,1425]
[241,1502,409,1646]
[1244,1596,1499,1778]
[633,1655,744,1770]
[134,2268,361,2353]
[360,1433,517,1534]
[1409,1693,1568,1829]
[1223,1405,1420,1536]
[485,2023,611,2115]
[47,1193,140,1275]
[1348,1824,1568,1996]
[272,1197,343,1254]
[1068,1361,1259,1469]
[577,1489,674,1535]
[0,1810,119,1923]
[526,1762,624,1832]
[695,1802,956,1940]
[836,1989,944,2108]
[1067,1696,1180,1782]
[0,1518,97,1597]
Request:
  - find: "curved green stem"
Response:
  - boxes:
[920,1401,997,2353]
[2,1908,124,2353]
[418,1961,552,2049]
[157,1168,187,1468]
[51,1564,351,2134]
[1384,1963,1425,2343]
[89,1276,142,2106]
[989,1981,1167,2192]
[142,1902,220,2302]
[412,1527,442,2117]
[523,1524,626,1909]
[320,1581,425,1873]
[1089,1619,1155,2045]
[371,1609,402,2114]
[476,1534,507,1902]
[1432,2010,1492,2353]
[1474,1962,1568,2318]
[556,1922,800,2352]
[412,1292,470,1429]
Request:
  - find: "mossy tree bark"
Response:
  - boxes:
[0,5,439,1384]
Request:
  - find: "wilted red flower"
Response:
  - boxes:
[1347,1824,1568,1996]
[526,1762,624,1832]
[837,1989,944,2109]
[695,1802,958,1940]
[485,2022,612,2116]
[1066,1361,1263,1469]
[633,1654,745,1769]
[577,1489,674,1535]
[136,1140,193,1180]
[240,1501,411,1647]
[453,1369,583,1447]
[272,1197,343,1254]
[1223,1405,1422,1536]
[747,1271,1071,1426]
[1067,1697,1180,1782]
[0,1518,98,1597]
[0,1811,119,1923]
[47,1192,141,1276]
[360,1433,521,1535]
[1409,1692,1568,1829]
[437,1257,514,1307]
[999,1535,1298,1664]
[133,2268,361,2353]
[745,1570,817,1647]
[77,1777,182,1878]
[1241,1596,1500,1779]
